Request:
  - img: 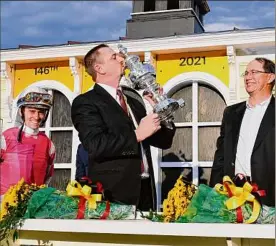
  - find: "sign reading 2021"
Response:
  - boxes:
[179,56,206,66]
[34,66,58,75]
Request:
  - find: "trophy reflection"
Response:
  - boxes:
[118,44,185,122]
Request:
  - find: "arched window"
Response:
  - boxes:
[160,81,226,205]
[12,81,78,191]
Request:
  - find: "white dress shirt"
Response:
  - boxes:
[98,83,121,105]
[235,96,271,177]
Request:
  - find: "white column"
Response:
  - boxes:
[227,46,238,105]
[192,82,199,185]
[144,51,162,210]
[1,62,14,127]
[144,51,156,69]
[69,57,81,181]
[69,57,81,95]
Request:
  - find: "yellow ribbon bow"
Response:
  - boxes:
[215,176,261,224]
[66,181,102,209]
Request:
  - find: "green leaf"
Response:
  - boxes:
[12,230,18,242]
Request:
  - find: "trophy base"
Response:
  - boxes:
[153,98,185,121]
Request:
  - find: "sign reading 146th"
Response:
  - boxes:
[34,66,58,75]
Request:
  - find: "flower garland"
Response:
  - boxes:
[162,175,196,222]
[0,178,45,242]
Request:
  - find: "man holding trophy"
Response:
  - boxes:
[71,43,180,211]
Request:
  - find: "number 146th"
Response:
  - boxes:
[179,56,206,66]
[34,66,58,75]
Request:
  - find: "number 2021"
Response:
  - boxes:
[179,56,206,66]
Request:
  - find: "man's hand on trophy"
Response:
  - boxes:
[135,113,161,142]
[143,88,164,107]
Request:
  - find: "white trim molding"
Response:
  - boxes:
[227,45,235,64]
[163,71,229,104]
[1,28,274,62]
[227,46,238,104]
[144,51,156,69]
[1,62,13,123]
[1,62,9,79]
[69,57,81,94]
[29,80,76,103]
[18,219,275,239]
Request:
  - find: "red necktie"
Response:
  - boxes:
[117,88,145,174]
[117,88,128,114]
[117,88,147,173]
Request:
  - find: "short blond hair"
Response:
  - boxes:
[84,44,108,81]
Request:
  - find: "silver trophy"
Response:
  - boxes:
[118,44,185,122]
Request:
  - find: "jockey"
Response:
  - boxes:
[0,86,55,195]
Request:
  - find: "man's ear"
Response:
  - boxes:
[268,73,275,84]
[94,63,104,75]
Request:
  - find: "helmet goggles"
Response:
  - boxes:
[17,92,52,109]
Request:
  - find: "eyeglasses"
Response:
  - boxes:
[241,70,270,77]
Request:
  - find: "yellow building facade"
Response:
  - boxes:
[0,27,275,208]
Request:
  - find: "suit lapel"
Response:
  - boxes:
[121,86,144,125]
[232,102,246,154]
[252,96,275,152]
[94,84,133,124]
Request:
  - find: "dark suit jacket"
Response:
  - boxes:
[210,96,275,206]
[71,84,176,209]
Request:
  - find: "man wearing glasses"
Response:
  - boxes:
[210,57,275,206]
